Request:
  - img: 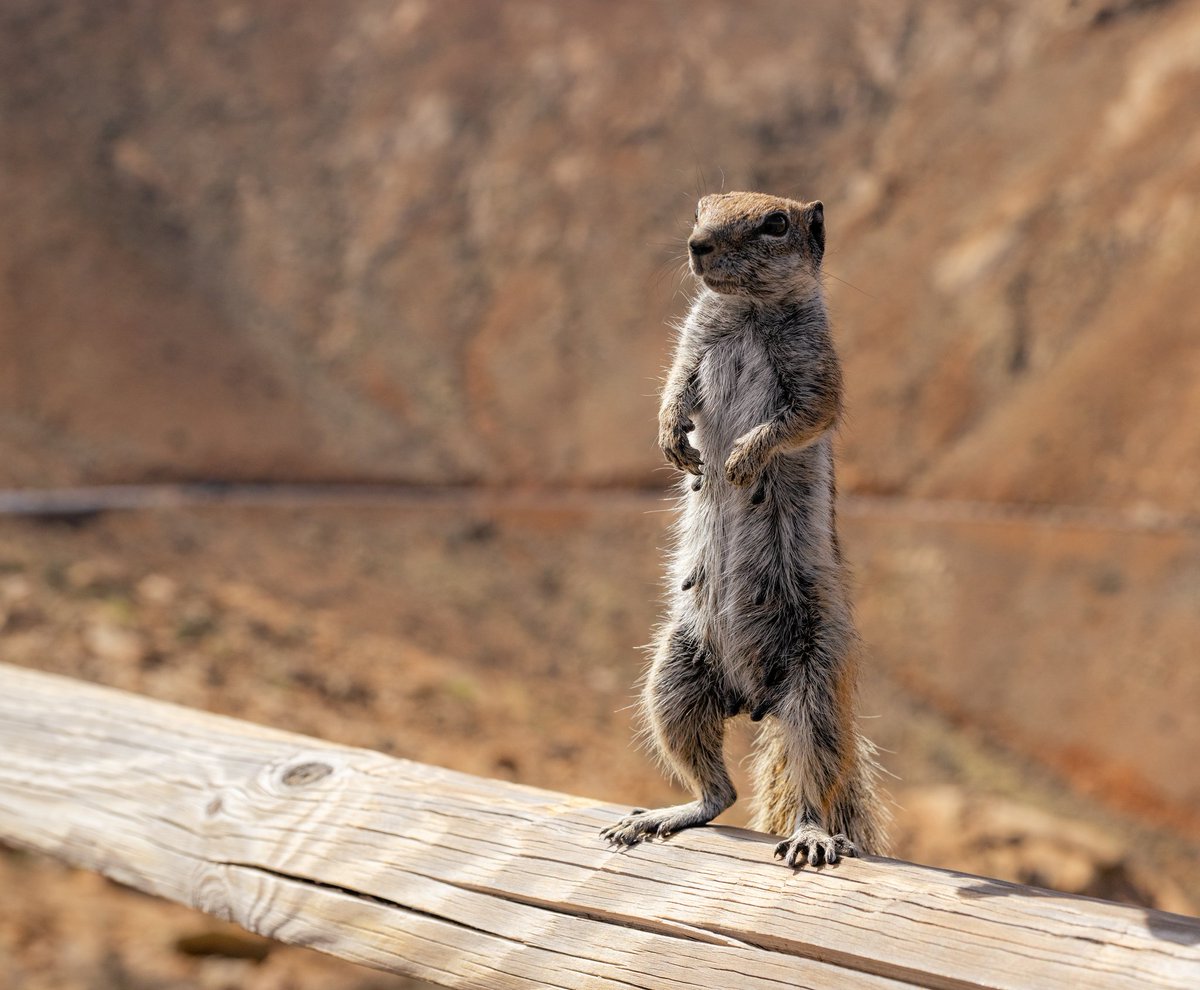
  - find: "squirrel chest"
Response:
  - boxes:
[691,326,781,464]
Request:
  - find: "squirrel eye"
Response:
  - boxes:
[759,211,789,237]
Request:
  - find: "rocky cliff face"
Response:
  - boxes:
[3,0,1198,506]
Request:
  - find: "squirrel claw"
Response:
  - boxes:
[662,441,703,475]
[774,828,856,869]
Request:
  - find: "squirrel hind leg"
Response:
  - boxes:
[601,625,735,846]
[826,737,892,856]
[752,664,887,863]
[748,710,854,864]
[754,717,889,862]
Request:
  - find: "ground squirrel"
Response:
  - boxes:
[602,191,888,867]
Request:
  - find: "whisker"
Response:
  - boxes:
[649,254,693,292]
[819,267,876,299]
[690,153,709,199]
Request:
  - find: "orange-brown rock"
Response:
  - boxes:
[2,2,1198,510]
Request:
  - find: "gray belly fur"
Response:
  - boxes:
[667,325,838,704]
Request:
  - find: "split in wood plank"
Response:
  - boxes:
[0,662,1197,990]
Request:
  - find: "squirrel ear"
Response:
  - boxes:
[806,201,825,264]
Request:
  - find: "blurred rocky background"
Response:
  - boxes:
[1,1,1198,987]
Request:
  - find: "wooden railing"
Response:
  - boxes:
[0,662,1197,989]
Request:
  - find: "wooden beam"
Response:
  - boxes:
[0,662,1196,989]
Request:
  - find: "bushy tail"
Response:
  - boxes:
[750,722,891,855]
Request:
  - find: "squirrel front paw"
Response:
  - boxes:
[724,430,769,487]
[659,415,703,475]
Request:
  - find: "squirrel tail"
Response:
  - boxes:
[750,723,891,856]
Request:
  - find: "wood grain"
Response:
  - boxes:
[0,662,1197,989]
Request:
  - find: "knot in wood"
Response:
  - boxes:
[280,761,333,787]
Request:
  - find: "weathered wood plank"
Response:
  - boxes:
[0,662,1197,989]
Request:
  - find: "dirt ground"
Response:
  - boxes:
[1,504,1196,989]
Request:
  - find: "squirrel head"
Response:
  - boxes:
[688,192,825,301]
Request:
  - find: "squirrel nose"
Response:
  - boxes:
[688,236,715,258]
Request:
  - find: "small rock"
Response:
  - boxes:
[66,559,129,594]
[175,928,272,961]
[136,573,178,606]
[0,575,32,604]
[196,957,256,990]
[83,622,146,665]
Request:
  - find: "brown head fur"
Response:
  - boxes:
[688,192,825,300]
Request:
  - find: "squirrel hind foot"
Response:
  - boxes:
[774,827,857,868]
[600,799,728,846]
